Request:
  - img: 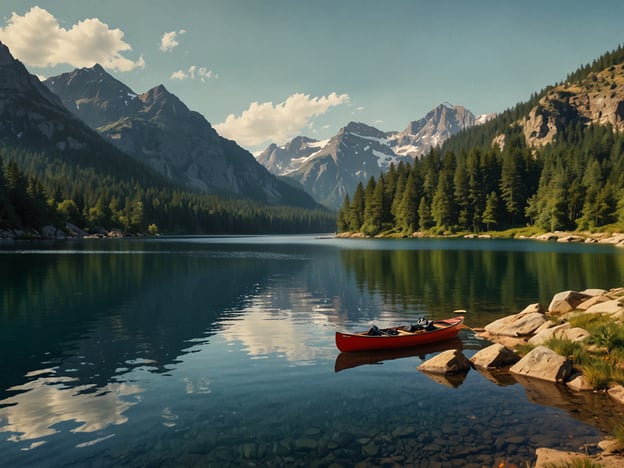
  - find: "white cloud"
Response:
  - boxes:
[215,92,350,148]
[169,65,215,82]
[0,6,144,71]
[159,29,186,53]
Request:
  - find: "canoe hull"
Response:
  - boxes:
[335,316,464,352]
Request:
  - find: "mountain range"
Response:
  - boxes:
[42,64,319,208]
[257,104,494,208]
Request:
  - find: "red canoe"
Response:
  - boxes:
[335,316,464,352]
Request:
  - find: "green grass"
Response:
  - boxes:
[589,322,624,353]
[543,337,590,366]
[613,421,624,448]
[568,313,612,333]
[515,343,536,357]
[581,357,624,389]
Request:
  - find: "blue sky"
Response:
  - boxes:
[1,1,623,152]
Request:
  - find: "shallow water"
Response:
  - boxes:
[1,235,624,466]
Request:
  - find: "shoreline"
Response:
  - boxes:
[335,230,624,247]
[471,288,624,467]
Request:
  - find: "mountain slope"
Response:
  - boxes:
[0,41,169,186]
[0,41,104,152]
[44,66,321,208]
[441,46,624,155]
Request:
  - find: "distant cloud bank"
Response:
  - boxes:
[0,6,144,71]
[215,92,350,149]
[170,65,215,82]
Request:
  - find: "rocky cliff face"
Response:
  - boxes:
[44,65,320,208]
[521,66,624,148]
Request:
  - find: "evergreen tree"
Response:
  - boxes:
[431,169,455,230]
[417,196,433,231]
[396,172,419,233]
[363,176,386,235]
[337,194,351,232]
[349,182,365,232]
[482,192,499,231]
[499,142,526,225]
[453,154,470,230]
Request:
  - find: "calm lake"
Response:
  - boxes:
[2,235,624,467]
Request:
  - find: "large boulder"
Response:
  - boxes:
[528,322,590,346]
[548,290,591,314]
[484,303,548,337]
[510,346,573,383]
[470,344,520,370]
[417,349,472,375]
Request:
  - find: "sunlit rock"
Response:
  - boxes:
[548,290,591,313]
[566,374,594,392]
[417,349,471,375]
[528,323,590,346]
[534,447,592,468]
[484,303,547,337]
[509,346,573,383]
[577,295,611,310]
[608,385,624,405]
[469,344,519,370]
[585,299,624,315]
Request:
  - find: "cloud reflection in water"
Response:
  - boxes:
[0,369,143,446]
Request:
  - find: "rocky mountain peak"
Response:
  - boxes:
[388,103,477,158]
[0,41,15,66]
[44,64,140,128]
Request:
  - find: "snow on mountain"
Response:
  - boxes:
[256,103,494,208]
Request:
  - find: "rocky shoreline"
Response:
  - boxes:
[0,223,150,240]
[417,287,624,467]
[336,230,624,246]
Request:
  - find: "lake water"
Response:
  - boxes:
[2,235,624,467]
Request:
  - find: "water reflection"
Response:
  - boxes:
[339,240,624,325]
[1,237,623,466]
[219,304,336,365]
[0,369,142,446]
[334,337,463,372]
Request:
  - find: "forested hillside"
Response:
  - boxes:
[337,45,624,236]
[0,146,335,235]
